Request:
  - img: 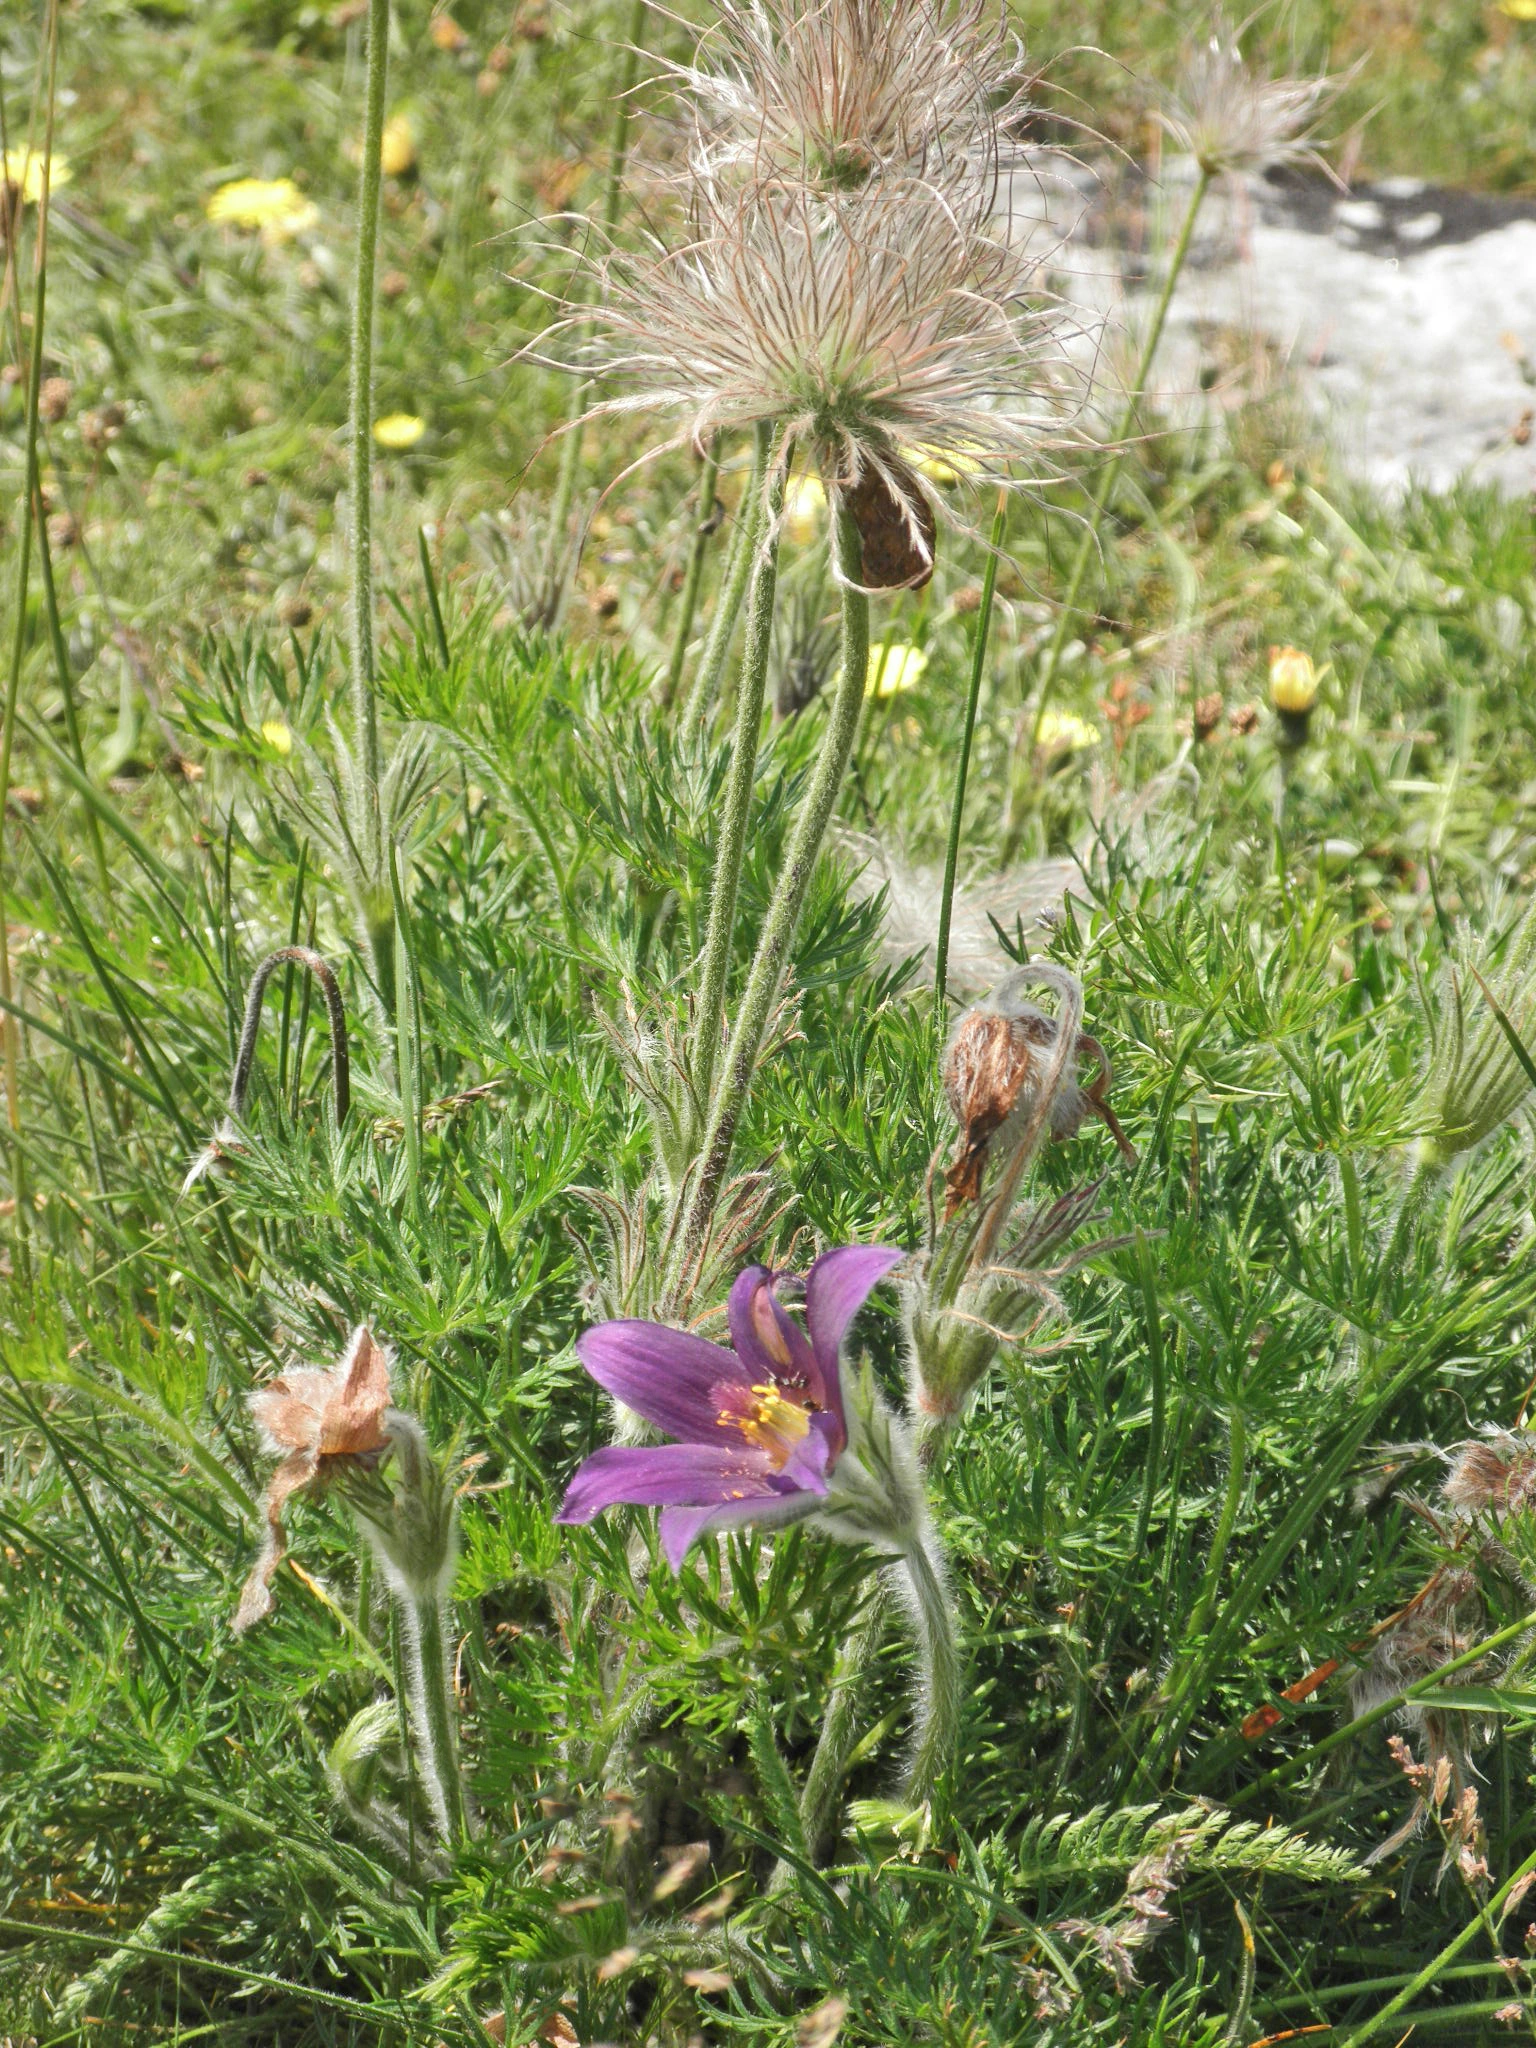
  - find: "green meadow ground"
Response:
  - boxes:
[5,1,1536,2044]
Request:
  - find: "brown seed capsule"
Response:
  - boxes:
[1193,691,1223,741]
[942,1003,1134,1218]
[38,376,70,423]
[843,458,936,590]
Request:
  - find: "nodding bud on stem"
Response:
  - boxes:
[942,974,1133,1219]
[182,946,350,1196]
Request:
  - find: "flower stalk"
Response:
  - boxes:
[688,424,784,1138]
[667,500,869,1303]
[1024,165,1211,756]
[661,433,721,708]
[681,433,769,739]
[898,1529,961,1818]
[934,488,1007,1008]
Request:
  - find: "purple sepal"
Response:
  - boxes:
[555,1440,775,1524]
[575,1320,748,1442]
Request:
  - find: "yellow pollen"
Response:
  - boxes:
[717,1383,813,1466]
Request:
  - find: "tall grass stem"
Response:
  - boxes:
[1024,166,1211,756]
[347,0,391,825]
[934,490,1007,1009]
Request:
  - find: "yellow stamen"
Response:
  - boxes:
[718,1383,813,1466]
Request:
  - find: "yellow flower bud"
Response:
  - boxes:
[1267,645,1318,714]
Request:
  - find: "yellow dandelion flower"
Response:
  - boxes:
[3,148,72,204]
[899,442,985,486]
[1037,709,1101,755]
[1267,645,1318,714]
[865,642,928,699]
[261,719,294,756]
[206,177,320,245]
[784,474,826,547]
[373,412,426,450]
[380,114,417,177]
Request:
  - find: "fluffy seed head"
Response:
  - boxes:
[666,0,1027,196]
[1159,15,1341,181]
[1420,896,1536,1169]
[548,172,1075,585]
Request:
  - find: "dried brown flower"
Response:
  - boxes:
[942,989,1134,1216]
[233,1325,394,1633]
[1444,1429,1536,1521]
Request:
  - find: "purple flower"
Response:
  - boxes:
[557,1245,903,1567]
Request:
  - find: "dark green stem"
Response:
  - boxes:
[666,502,868,1302]
[934,490,1007,1008]
[348,0,391,827]
[689,425,782,1130]
[661,435,721,707]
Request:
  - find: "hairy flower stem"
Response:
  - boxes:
[348,0,390,843]
[230,947,351,1127]
[934,490,1007,1010]
[667,504,868,1303]
[403,1592,467,1845]
[789,1575,895,1872]
[688,426,783,1137]
[547,0,648,564]
[681,434,767,739]
[899,1532,961,1820]
[1018,165,1211,782]
[661,435,721,708]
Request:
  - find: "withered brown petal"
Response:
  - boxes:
[844,460,936,591]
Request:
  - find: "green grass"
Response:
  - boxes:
[6,0,1536,2044]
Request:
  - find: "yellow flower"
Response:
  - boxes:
[865,642,928,699]
[1499,0,1536,19]
[261,719,294,756]
[1037,709,1101,755]
[206,177,320,245]
[3,148,72,204]
[380,114,417,177]
[784,474,826,547]
[1267,645,1318,714]
[373,412,426,450]
[899,442,985,486]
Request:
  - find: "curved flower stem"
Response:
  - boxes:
[789,1575,896,1872]
[1018,166,1211,781]
[661,435,721,708]
[230,947,350,1128]
[667,502,868,1303]
[681,435,767,740]
[899,1531,961,1822]
[934,490,1007,1011]
[348,0,391,835]
[688,424,783,1134]
[403,1592,468,1846]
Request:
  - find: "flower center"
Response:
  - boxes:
[719,1382,814,1466]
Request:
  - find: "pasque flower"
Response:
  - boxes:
[1159,15,1341,181]
[672,0,1024,197]
[558,1245,905,1565]
[234,1324,393,1632]
[547,171,1073,589]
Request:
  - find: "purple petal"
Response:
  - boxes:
[778,1411,836,1495]
[555,1441,775,1524]
[805,1244,905,1411]
[728,1265,825,1407]
[575,1320,751,1442]
[659,1488,820,1569]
